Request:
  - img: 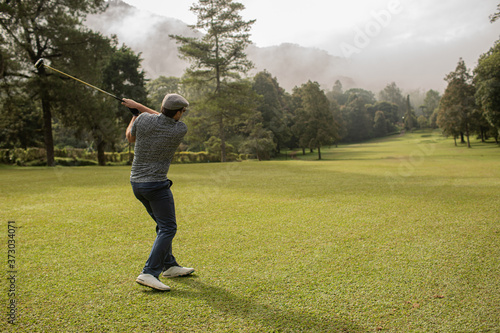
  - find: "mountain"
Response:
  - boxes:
[85,0,358,92]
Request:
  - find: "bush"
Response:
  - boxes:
[172,151,223,163]
[0,147,247,166]
[0,149,10,164]
[24,159,48,167]
[55,158,98,166]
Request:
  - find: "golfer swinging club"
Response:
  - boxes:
[123,94,194,291]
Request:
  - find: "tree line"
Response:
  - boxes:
[1,0,498,166]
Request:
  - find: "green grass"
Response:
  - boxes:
[1,130,499,332]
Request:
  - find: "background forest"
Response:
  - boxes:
[1,0,499,167]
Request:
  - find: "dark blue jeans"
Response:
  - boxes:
[131,180,179,278]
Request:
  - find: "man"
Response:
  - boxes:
[123,94,194,291]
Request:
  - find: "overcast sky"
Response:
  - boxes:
[120,0,500,91]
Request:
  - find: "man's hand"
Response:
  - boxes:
[121,99,140,116]
[122,99,160,115]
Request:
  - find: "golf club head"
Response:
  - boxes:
[35,58,44,69]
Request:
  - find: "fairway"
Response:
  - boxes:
[1,131,499,332]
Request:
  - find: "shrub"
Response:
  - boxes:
[0,149,10,164]
[55,158,98,166]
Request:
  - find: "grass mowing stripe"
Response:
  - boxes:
[0,130,499,332]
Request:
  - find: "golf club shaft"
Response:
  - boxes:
[43,64,123,102]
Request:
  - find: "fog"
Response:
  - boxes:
[86,0,500,94]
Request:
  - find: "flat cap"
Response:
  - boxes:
[162,93,189,111]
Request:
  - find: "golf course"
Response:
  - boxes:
[1,130,499,332]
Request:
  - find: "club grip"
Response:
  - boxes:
[129,108,140,116]
[116,96,140,116]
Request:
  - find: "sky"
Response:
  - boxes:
[118,0,500,91]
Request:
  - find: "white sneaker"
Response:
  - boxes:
[162,266,195,278]
[135,273,170,291]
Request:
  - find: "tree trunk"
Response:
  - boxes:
[302,147,305,155]
[97,139,106,166]
[465,123,471,148]
[42,99,55,167]
[38,66,55,167]
[460,132,465,144]
[219,114,226,162]
[318,146,322,160]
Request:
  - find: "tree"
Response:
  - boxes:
[0,0,106,166]
[344,88,376,106]
[404,95,418,131]
[326,80,348,106]
[43,32,146,166]
[417,115,429,129]
[379,82,405,117]
[474,40,500,140]
[422,89,441,118]
[490,4,500,22]
[341,94,373,142]
[373,111,388,137]
[0,89,43,149]
[146,76,181,110]
[170,0,255,162]
[252,71,291,154]
[437,58,476,147]
[366,101,399,124]
[292,81,338,159]
[240,113,276,160]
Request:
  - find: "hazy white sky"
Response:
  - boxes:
[121,0,499,55]
[117,0,500,90]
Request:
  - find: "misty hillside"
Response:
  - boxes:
[85,0,355,92]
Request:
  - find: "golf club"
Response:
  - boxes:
[35,58,139,115]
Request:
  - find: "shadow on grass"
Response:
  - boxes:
[165,276,364,332]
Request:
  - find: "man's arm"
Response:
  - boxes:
[126,115,137,143]
[122,98,159,115]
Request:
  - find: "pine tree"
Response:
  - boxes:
[170,0,255,162]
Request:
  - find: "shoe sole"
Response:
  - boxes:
[135,278,170,291]
[162,269,195,278]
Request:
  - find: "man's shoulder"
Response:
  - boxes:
[138,113,158,120]
[135,113,159,126]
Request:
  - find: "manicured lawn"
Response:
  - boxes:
[1,131,499,332]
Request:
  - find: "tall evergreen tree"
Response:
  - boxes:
[404,95,418,131]
[170,0,255,162]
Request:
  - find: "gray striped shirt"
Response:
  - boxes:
[130,113,187,183]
